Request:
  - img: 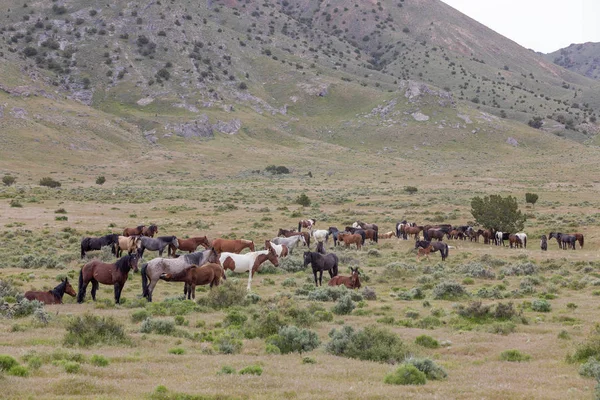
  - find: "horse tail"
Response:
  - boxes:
[443,244,449,260]
[374,230,378,243]
[298,221,302,232]
[333,255,339,276]
[80,238,87,259]
[141,263,149,298]
[77,268,85,303]
[580,235,584,248]
[524,237,527,248]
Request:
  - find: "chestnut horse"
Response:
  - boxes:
[364,228,378,243]
[211,238,255,254]
[25,278,76,304]
[141,225,158,237]
[328,267,361,289]
[404,225,423,240]
[77,254,139,304]
[508,234,522,248]
[337,232,362,250]
[159,263,226,300]
[380,231,396,239]
[123,225,145,237]
[169,236,211,257]
[298,218,316,232]
[278,228,311,248]
[220,243,279,290]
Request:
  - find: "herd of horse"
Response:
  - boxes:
[24,218,585,305]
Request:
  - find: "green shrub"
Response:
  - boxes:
[63,361,80,373]
[0,355,19,371]
[204,281,246,309]
[384,364,426,385]
[332,294,355,315]
[267,325,320,354]
[414,335,439,349]
[404,186,418,195]
[239,365,263,375]
[282,278,297,287]
[265,344,281,355]
[214,329,243,354]
[10,199,22,208]
[96,176,106,185]
[2,298,44,318]
[404,357,447,380]
[140,318,176,335]
[295,194,311,207]
[26,356,42,370]
[224,309,247,327]
[168,348,185,355]
[131,309,150,323]
[218,365,236,375]
[579,357,600,379]
[39,177,61,188]
[531,299,551,312]
[326,325,409,363]
[302,356,316,364]
[90,355,109,367]
[500,349,530,362]
[64,314,130,347]
[432,281,467,300]
[279,257,305,273]
[571,336,600,363]
[7,365,29,377]
[2,175,16,186]
[265,165,290,175]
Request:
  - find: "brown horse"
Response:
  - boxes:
[169,236,211,257]
[416,245,434,261]
[338,232,362,250]
[278,228,311,248]
[115,235,140,257]
[569,233,584,248]
[380,231,396,239]
[141,225,158,237]
[328,267,361,289]
[211,238,255,253]
[123,225,145,237]
[298,218,316,232]
[364,228,378,243]
[508,234,522,248]
[159,263,226,300]
[77,254,139,304]
[481,229,493,244]
[24,278,76,304]
[404,225,423,240]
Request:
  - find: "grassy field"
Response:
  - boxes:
[2,127,600,399]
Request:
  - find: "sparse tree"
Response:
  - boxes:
[295,194,311,207]
[404,186,418,195]
[96,176,106,185]
[2,175,16,186]
[470,195,526,232]
[525,193,539,207]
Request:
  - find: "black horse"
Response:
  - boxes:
[540,235,548,251]
[415,240,449,261]
[80,234,119,258]
[303,251,339,286]
[328,227,339,246]
[423,225,452,241]
[551,232,576,250]
[425,229,446,241]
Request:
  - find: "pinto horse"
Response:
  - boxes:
[220,243,279,291]
[123,225,145,237]
[271,235,305,254]
[211,238,255,254]
[328,267,361,289]
[80,234,119,258]
[141,248,219,302]
[310,229,329,247]
[337,232,362,250]
[266,240,288,258]
[298,219,316,232]
[415,240,449,261]
[141,225,158,237]
[159,263,226,300]
[169,236,211,257]
[25,278,76,304]
[278,229,311,248]
[77,254,139,304]
[115,235,141,257]
[303,251,339,286]
[516,233,527,248]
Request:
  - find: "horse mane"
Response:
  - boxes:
[115,255,134,273]
[158,235,176,241]
[50,279,68,299]
[241,239,253,245]
[137,225,145,230]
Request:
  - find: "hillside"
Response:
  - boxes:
[546,42,600,81]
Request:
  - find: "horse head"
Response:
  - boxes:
[303,251,311,267]
[299,234,307,246]
[63,278,77,297]
[350,268,361,289]
[130,254,140,272]
[266,245,279,267]
[208,247,220,264]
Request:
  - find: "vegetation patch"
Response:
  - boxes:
[326,325,409,363]
[64,314,130,347]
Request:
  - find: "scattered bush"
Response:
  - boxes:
[0,355,19,371]
[571,335,600,363]
[64,314,130,347]
[131,309,150,323]
[1,298,44,319]
[295,194,311,207]
[90,355,109,367]
[218,365,236,375]
[7,365,29,377]
[2,175,16,186]
[531,299,551,312]
[579,357,600,379]
[39,177,61,188]
[432,281,467,300]
[415,335,439,349]
[267,325,320,354]
[332,294,355,315]
[96,176,106,185]
[404,357,447,380]
[265,165,290,175]
[213,329,243,354]
[326,325,409,363]
[500,349,530,362]
[10,199,22,208]
[168,348,185,355]
[62,361,80,373]
[404,186,418,195]
[204,281,246,309]
[384,364,426,385]
[362,286,377,300]
[239,364,263,375]
[140,318,176,335]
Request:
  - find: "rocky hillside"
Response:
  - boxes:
[546,42,600,81]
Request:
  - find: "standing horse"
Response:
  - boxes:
[266,240,288,258]
[416,244,434,261]
[328,227,340,246]
[495,231,510,246]
[540,235,548,251]
[123,225,145,237]
[508,234,522,248]
[426,229,445,241]
[211,238,255,254]
[481,229,493,244]
[137,236,179,258]
[364,228,378,243]
[278,229,311,248]
[354,220,379,232]
[556,233,577,250]
[220,244,279,291]
[159,263,226,300]
[80,234,119,258]
[404,225,423,240]
[303,251,339,286]
[298,219,316,232]
[141,225,158,237]
[25,278,76,304]
[271,235,306,254]
[516,232,527,248]
[396,221,407,239]
[338,232,363,250]
[141,248,220,302]
[169,236,211,257]
[77,254,139,304]
[415,240,449,261]
[310,229,329,247]
[115,235,141,257]
[344,227,366,244]
[328,267,361,289]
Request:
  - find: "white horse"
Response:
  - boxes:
[516,232,527,248]
[495,231,504,246]
[271,235,306,254]
[220,244,279,291]
[310,229,329,247]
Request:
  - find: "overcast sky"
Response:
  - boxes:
[441,0,600,53]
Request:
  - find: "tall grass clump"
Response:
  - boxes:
[64,314,130,347]
[326,325,409,363]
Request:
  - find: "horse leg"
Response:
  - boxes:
[313,269,318,287]
[146,278,159,302]
[77,270,87,303]
[247,267,254,291]
[114,282,121,304]
[90,278,99,301]
[319,270,324,286]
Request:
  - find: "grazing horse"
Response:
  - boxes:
[495,231,510,246]
[77,254,139,304]
[80,234,119,258]
[328,227,340,246]
[211,238,255,254]
[364,228,378,243]
[404,225,423,240]
[481,229,493,244]
[508,234,522,248]
[328,267,361,289]
[141,225,158,237]
[169,236,211,257]
[344,227,366,244]
[159,263,226,300]
[141,248,220,302]
[278,228,311,248]
[220,244,279,291]
[380,231,396,239]
[516,232,527,248]
[137,236,179,258]
[298,219,316,232]
[25,278,76,304]
[415,240,449,261]
[540,235,548,251]
[426,229,446,241]
[123,225,145,237]
[338,232,363,250]
[396,220,407,239]
[310,229,329,247]
[115,235,141,257]
[266,240,288,258]
[552,233,576,250]
[303,251,339,286]
[271,235,306,254]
